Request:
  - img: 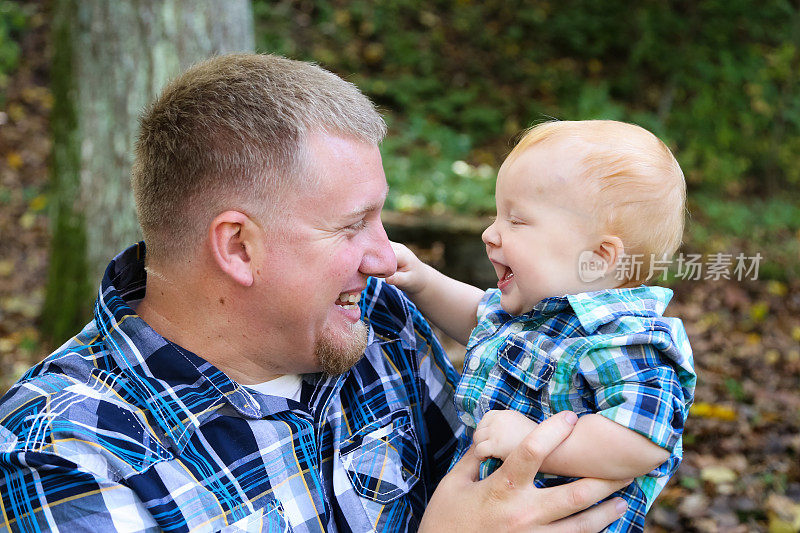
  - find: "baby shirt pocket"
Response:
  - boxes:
[496,334,555,391]
[477,335,556,423]
[340,408,422,504]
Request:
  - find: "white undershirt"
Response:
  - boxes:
[245,374,303,401]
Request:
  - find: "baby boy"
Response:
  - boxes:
[387,120,697,532]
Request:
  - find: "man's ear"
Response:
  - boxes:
[209,210,257,287]
[594,235,625,276]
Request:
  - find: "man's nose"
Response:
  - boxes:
[482,221,500,247]
[360,221,397,278]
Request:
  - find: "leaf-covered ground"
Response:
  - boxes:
[1,4,799,531]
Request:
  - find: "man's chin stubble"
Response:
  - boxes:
[315,319,368,375]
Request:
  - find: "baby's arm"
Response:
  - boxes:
[474,410,669,480]
[386,242,483,345]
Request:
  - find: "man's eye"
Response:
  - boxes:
[345,220,367,232]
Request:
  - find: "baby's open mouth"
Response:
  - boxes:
[335,291,361,310]
[496,264,514,291]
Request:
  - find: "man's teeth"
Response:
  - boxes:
[337,292,361,309]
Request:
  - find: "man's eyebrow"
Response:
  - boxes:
[344,186,389,218]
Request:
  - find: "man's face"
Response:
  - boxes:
[254,133,396,375]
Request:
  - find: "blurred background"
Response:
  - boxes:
[1,1,799,531]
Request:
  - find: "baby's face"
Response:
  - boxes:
[481,140,600,315]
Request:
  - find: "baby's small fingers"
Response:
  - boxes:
[385,271,410,287]
[476,411,497,430]
[472,426,488,444]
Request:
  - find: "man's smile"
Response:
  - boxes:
[335,290,362,310]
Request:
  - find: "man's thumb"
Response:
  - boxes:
[447,444,482,482]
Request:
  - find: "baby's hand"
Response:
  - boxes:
[473,410,539,461]
[385,242,430,295]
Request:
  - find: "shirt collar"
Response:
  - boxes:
[565,286,673,333]
[93,243,270,452]
[529,295,572,316]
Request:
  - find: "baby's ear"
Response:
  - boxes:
[595,235,625,273]
[578,235,624,283]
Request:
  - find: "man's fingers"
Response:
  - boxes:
[547,496,628,533]
[447,444,482,482]
[492,411,578,489]
[535,477,631,524]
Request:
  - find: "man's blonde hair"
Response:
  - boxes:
[131,53,386,264]
[508,120,686,284]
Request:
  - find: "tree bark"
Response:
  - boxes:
[43,0,254,343]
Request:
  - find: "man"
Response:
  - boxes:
[0,54,627,532]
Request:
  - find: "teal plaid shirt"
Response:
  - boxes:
[453,286,696,533]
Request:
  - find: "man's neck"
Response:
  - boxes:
[135,266,283,385]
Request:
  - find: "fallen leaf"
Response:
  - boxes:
[701,465,738,484]
[6,151,23,169]
[28,194,47,211]
[0,260,14,277]
[679,493,710,516]
[767,493,800,532]
[767,281,788,297]
[19,211,36,229]
[691,402,738,421]
[0,338,15,353]
[747,332,762,345]
[750,301,770,322]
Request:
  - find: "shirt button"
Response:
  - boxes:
[460,412,475,426]
[520,356,532,368]
[509,322,524,333]
[468,357,480,371]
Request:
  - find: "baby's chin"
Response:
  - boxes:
[499,296,539,316]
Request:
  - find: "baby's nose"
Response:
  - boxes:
[482,222,500,247]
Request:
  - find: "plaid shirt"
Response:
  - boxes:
[0,243,463,533]
[453,287,696,533]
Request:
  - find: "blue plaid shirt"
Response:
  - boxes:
[453,287,696,533]
[0,243,464,532]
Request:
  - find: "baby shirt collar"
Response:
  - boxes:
[566,286,673,333]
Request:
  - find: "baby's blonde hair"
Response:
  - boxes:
[508,120,686,285]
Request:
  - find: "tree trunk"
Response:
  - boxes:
[43,0,254,343]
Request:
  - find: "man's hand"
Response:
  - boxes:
[385,241,430,295]
[419,411,629,532]
[474,409,539,461]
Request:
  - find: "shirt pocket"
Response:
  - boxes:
[476,335,555,422]
[340,408,422,504]
[220,499,291,533]
[496,334,555,391]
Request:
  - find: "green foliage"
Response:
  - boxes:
[685,193,800,281]
[255,0,800,212]
[0,0,28,104]
[379,116,497,213]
